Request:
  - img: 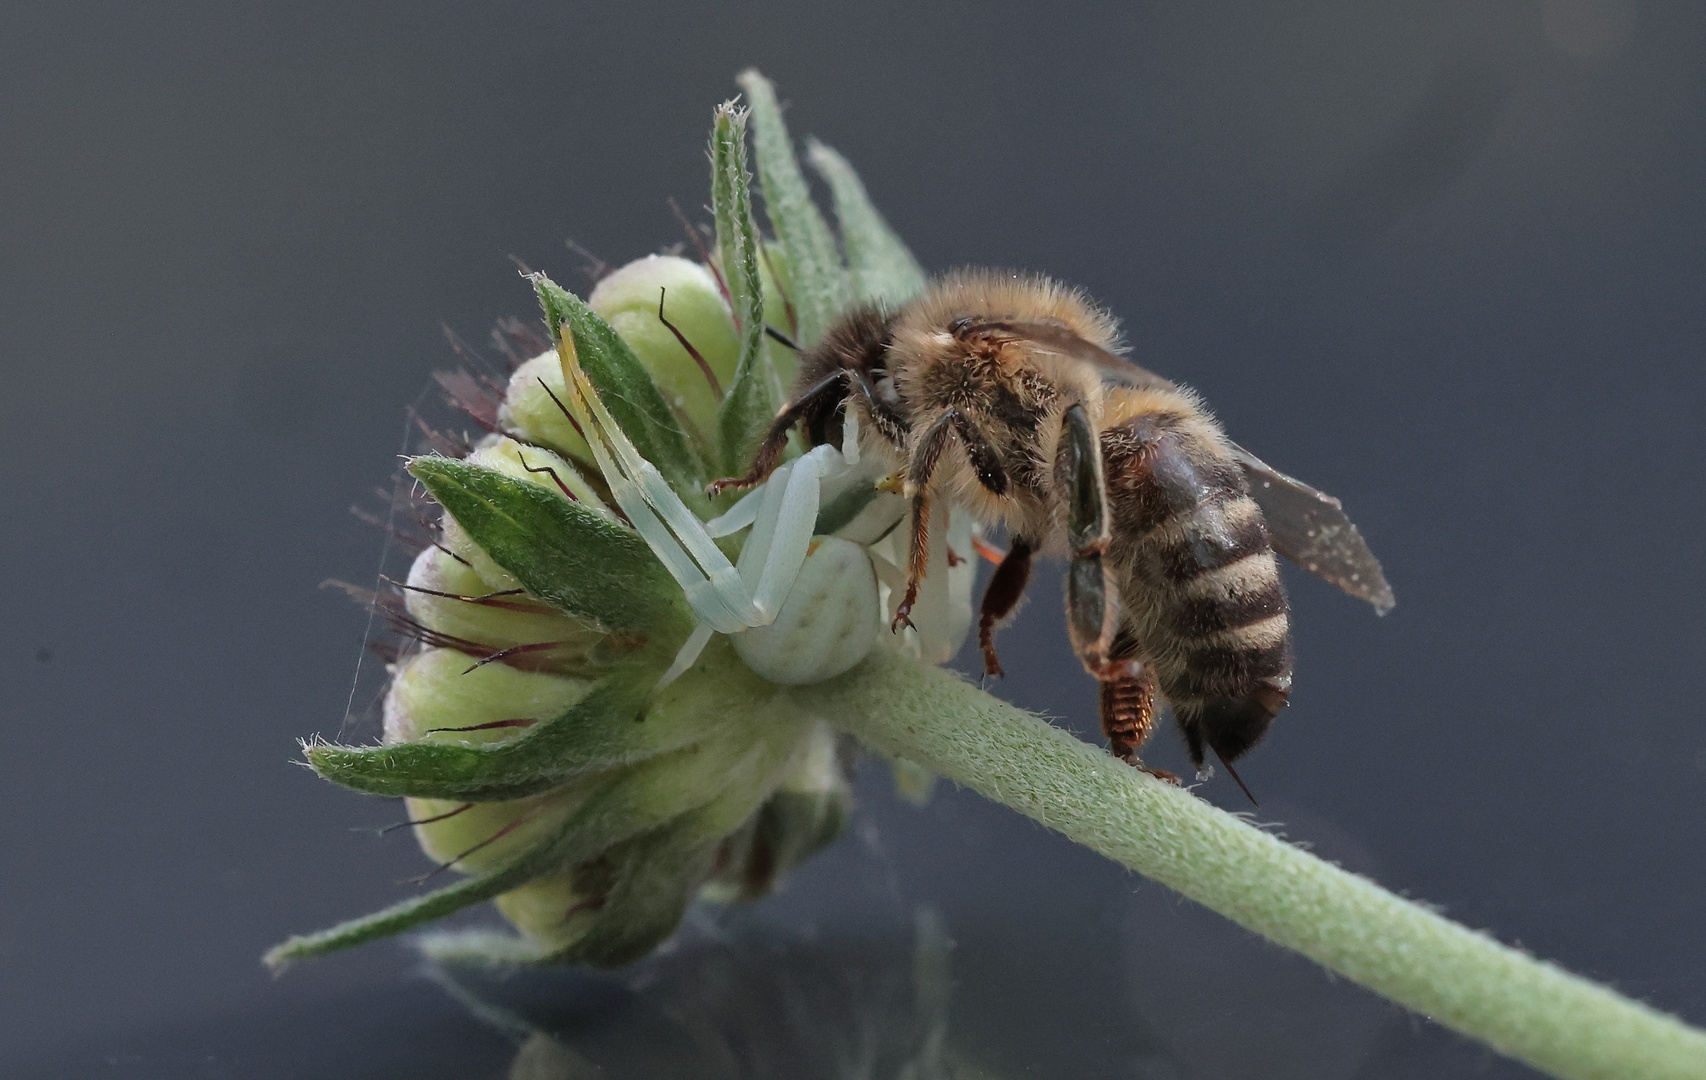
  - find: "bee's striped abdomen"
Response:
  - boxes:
[1101,411,1293,767]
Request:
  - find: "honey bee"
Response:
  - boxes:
[713,270,1392,790]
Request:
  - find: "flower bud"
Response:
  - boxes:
[382,648,596,747]
[437,436,604,594]
[498,351,594,466]
[383,648,599,871]
[589,255,740,439]
[702,721,853,901]
[491,872,605,954]
[466,437,607,508]
[275,80,956,974]
[403,545,604,669]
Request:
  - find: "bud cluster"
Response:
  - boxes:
[268,71,969,969]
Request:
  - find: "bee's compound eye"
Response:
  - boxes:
[732,537,881,685]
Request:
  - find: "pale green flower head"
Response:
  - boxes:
[267,70,956,970]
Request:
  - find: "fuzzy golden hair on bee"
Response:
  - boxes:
[712,269,1393,795]
[890,267,1125,359]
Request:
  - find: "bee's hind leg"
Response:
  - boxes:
[1097,659,1179,785]
[1054,403,1175,782]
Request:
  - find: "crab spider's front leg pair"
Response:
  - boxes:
[552,329,871,690]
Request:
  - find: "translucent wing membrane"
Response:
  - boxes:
[1231,443,1395,613]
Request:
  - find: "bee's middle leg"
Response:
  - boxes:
[977,537,1033,676]
[1057,404,1118,669]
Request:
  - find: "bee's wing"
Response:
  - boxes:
[974,319,1181,391]
[1229,443,1394,614]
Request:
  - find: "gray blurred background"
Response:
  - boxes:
[4,2,1703,1077]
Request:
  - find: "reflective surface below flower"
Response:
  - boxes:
[16,773,1493,1078]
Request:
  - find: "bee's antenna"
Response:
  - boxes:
[764,325,801,352]
[1213,749,1259,807]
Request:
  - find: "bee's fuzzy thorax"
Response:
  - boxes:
[894,268,1125,356]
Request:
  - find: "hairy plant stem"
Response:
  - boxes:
[797,646,1706,1080]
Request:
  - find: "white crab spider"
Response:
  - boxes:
[553,332,882,688]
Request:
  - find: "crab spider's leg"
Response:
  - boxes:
[659,461,809,692]
[546,367,700,588]
[653,622,716,695]
[666,447,847,693]
[734,447,838,621]
[557,340,736,579]
[552,329,758,631]
[590,466,750,634]
[734,457,795,594]
[748,445,843,620]
[704,485,767,538]
[595,476,745,629]
[711,418,854,543]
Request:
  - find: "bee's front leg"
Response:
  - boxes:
[892,409,955,632]
[707,371,846,496]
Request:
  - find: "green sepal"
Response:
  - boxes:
[267,740,762,968]
[749,788,851,883]
[711,101,781,475]
[736,69,850,348]
[408,456,688,638]
[309,637,791,802]
[806,138,927,307]
[541,743,779,966]
[263,769,630,970]
[541,826,720,968]
[305,668,660,801]
[529,273,707,506]
[705,779,852,900]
